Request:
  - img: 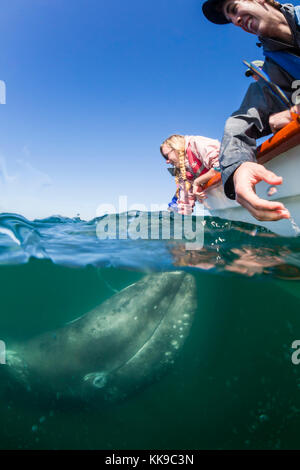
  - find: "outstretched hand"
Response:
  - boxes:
[233,162,290,221]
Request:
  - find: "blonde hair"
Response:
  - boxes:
[160,134,190,196]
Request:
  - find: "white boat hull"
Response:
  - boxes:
[204,144,300,237]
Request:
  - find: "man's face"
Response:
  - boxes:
[252,73,260,81]
[222,0,277,37]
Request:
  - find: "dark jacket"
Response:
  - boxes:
[220,3,300,200]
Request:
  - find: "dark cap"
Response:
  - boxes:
[202,0,230,25]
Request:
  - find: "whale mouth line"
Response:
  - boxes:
[110,308,167,374]
[83,274,188,388]
[84,297,173,387]
[97,275,189,380]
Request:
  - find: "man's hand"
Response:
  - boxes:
[269,105,300,134]
[269,109,292,133]
[233,162,290,221]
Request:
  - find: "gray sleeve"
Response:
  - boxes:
[220,81,286,199]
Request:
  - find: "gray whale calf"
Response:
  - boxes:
[2,271,196,404]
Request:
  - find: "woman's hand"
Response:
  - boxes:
[193,169,218,202]
[193,182,207,201]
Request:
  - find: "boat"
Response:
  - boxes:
[203,114,300,237]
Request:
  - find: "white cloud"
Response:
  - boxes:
[0,156,17,184]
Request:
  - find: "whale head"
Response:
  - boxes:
[3,271,197,405]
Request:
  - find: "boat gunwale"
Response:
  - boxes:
[204,114,300,193]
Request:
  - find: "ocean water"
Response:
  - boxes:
[0,211,300,450]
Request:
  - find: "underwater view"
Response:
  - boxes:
[0,211,300,450]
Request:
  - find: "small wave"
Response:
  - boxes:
[0,211,299,278]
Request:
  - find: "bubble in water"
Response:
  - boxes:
[267,186,278,197]
[259,414,269,423]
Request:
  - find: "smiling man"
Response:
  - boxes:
[202,0,300,222]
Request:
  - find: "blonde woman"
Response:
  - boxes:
[160,134,220,214]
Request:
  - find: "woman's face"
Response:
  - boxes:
[161,144,179,168]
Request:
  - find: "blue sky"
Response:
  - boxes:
[0,0,297,220]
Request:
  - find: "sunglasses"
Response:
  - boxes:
[163,148,175,160]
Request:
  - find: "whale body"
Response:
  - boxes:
[2,271,196,404]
